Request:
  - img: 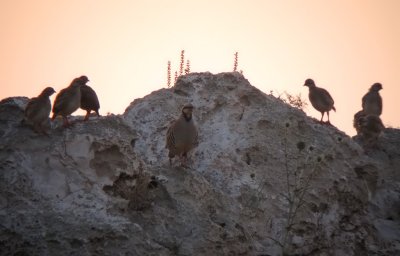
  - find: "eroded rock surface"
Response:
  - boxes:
[0,72,399,255]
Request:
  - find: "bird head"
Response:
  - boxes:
[182,103,194,121]
[370,83,382,92]
[304,78,315,87]
[40,87,56,97]
[70,75,89,87]
[77,75,89,85]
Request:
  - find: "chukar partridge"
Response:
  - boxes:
[304,78,336,124]
[24,87,56,133]
[52,75,88,127]
[166,103,198,166]
[80,83,100,121]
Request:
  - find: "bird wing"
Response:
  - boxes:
[166,116,198,152]
[25,97,39,117]
[52,87,70,113]
[165,121,176,149]
[80,85,100,110]
[25,96,51,123]
[361,94,366,109]
[189,121,199,147]
[316,87,335,110]
[191,124,199,147]
[362,92,382,115]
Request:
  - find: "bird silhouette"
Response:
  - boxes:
[166,103,198,167]
[24,87,56,134]
[356,114,385,148]
[353,110,366,135]
[362,83,382,116]
[52,76,88,127]
[80,83,100,121]
[304,78,336,124]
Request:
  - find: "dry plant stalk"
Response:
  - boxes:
[233,52,239,72]
[174,71,178,84]
[185,60,191,74]
[167,61,171,88]
[179,50,185,76]
[166,50,192,86]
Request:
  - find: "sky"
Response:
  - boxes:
[0,0,399,136]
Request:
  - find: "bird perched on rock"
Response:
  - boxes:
[166,103,198,166]
[362,83,382,116]
[304,78,336,124]
[24,87,56,134]
[52,75,88,127]
[356,114,385,148]
[353,110,366,135]
[80,83,100,121]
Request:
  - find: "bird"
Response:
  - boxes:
[356,114,385,148]
[303,78,336,124]
[165,103,199,166]
[362,82,382,116]
[353,110,366,135]
[52,75,88,127]
[24,87,56,134]
[80,84,100,121]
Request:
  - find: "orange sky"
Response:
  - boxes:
[0,0,399,135]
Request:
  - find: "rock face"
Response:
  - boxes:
[0,72,399,256]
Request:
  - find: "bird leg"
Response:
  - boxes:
[180,152,190,168]
[63,117,71,127]
[325,111,331,125]
[320,112,325,123]
[84,110,90,121]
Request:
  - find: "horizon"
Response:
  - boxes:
[1,0,399,136]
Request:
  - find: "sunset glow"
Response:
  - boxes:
[1,0,399,135]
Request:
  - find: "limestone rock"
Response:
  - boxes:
[0,72,399,255]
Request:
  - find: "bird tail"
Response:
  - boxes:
[332,106,336,112]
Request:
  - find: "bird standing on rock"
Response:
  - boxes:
[303,78,336,124]
[166,103,199,167]
[362,82,382,116]
[80,83,100,121]
[52,76,88,127]
[24,87,56,134]
[353,110,366,135]
[356,114,385,148]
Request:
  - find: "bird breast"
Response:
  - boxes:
[309,88,334,112]
[166,116,198,154]
[174,121,197,144]
[57,87,81,116]
[26,98,51,123]
[362,92,382,116]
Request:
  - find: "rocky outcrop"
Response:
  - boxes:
[0,72,399,255]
